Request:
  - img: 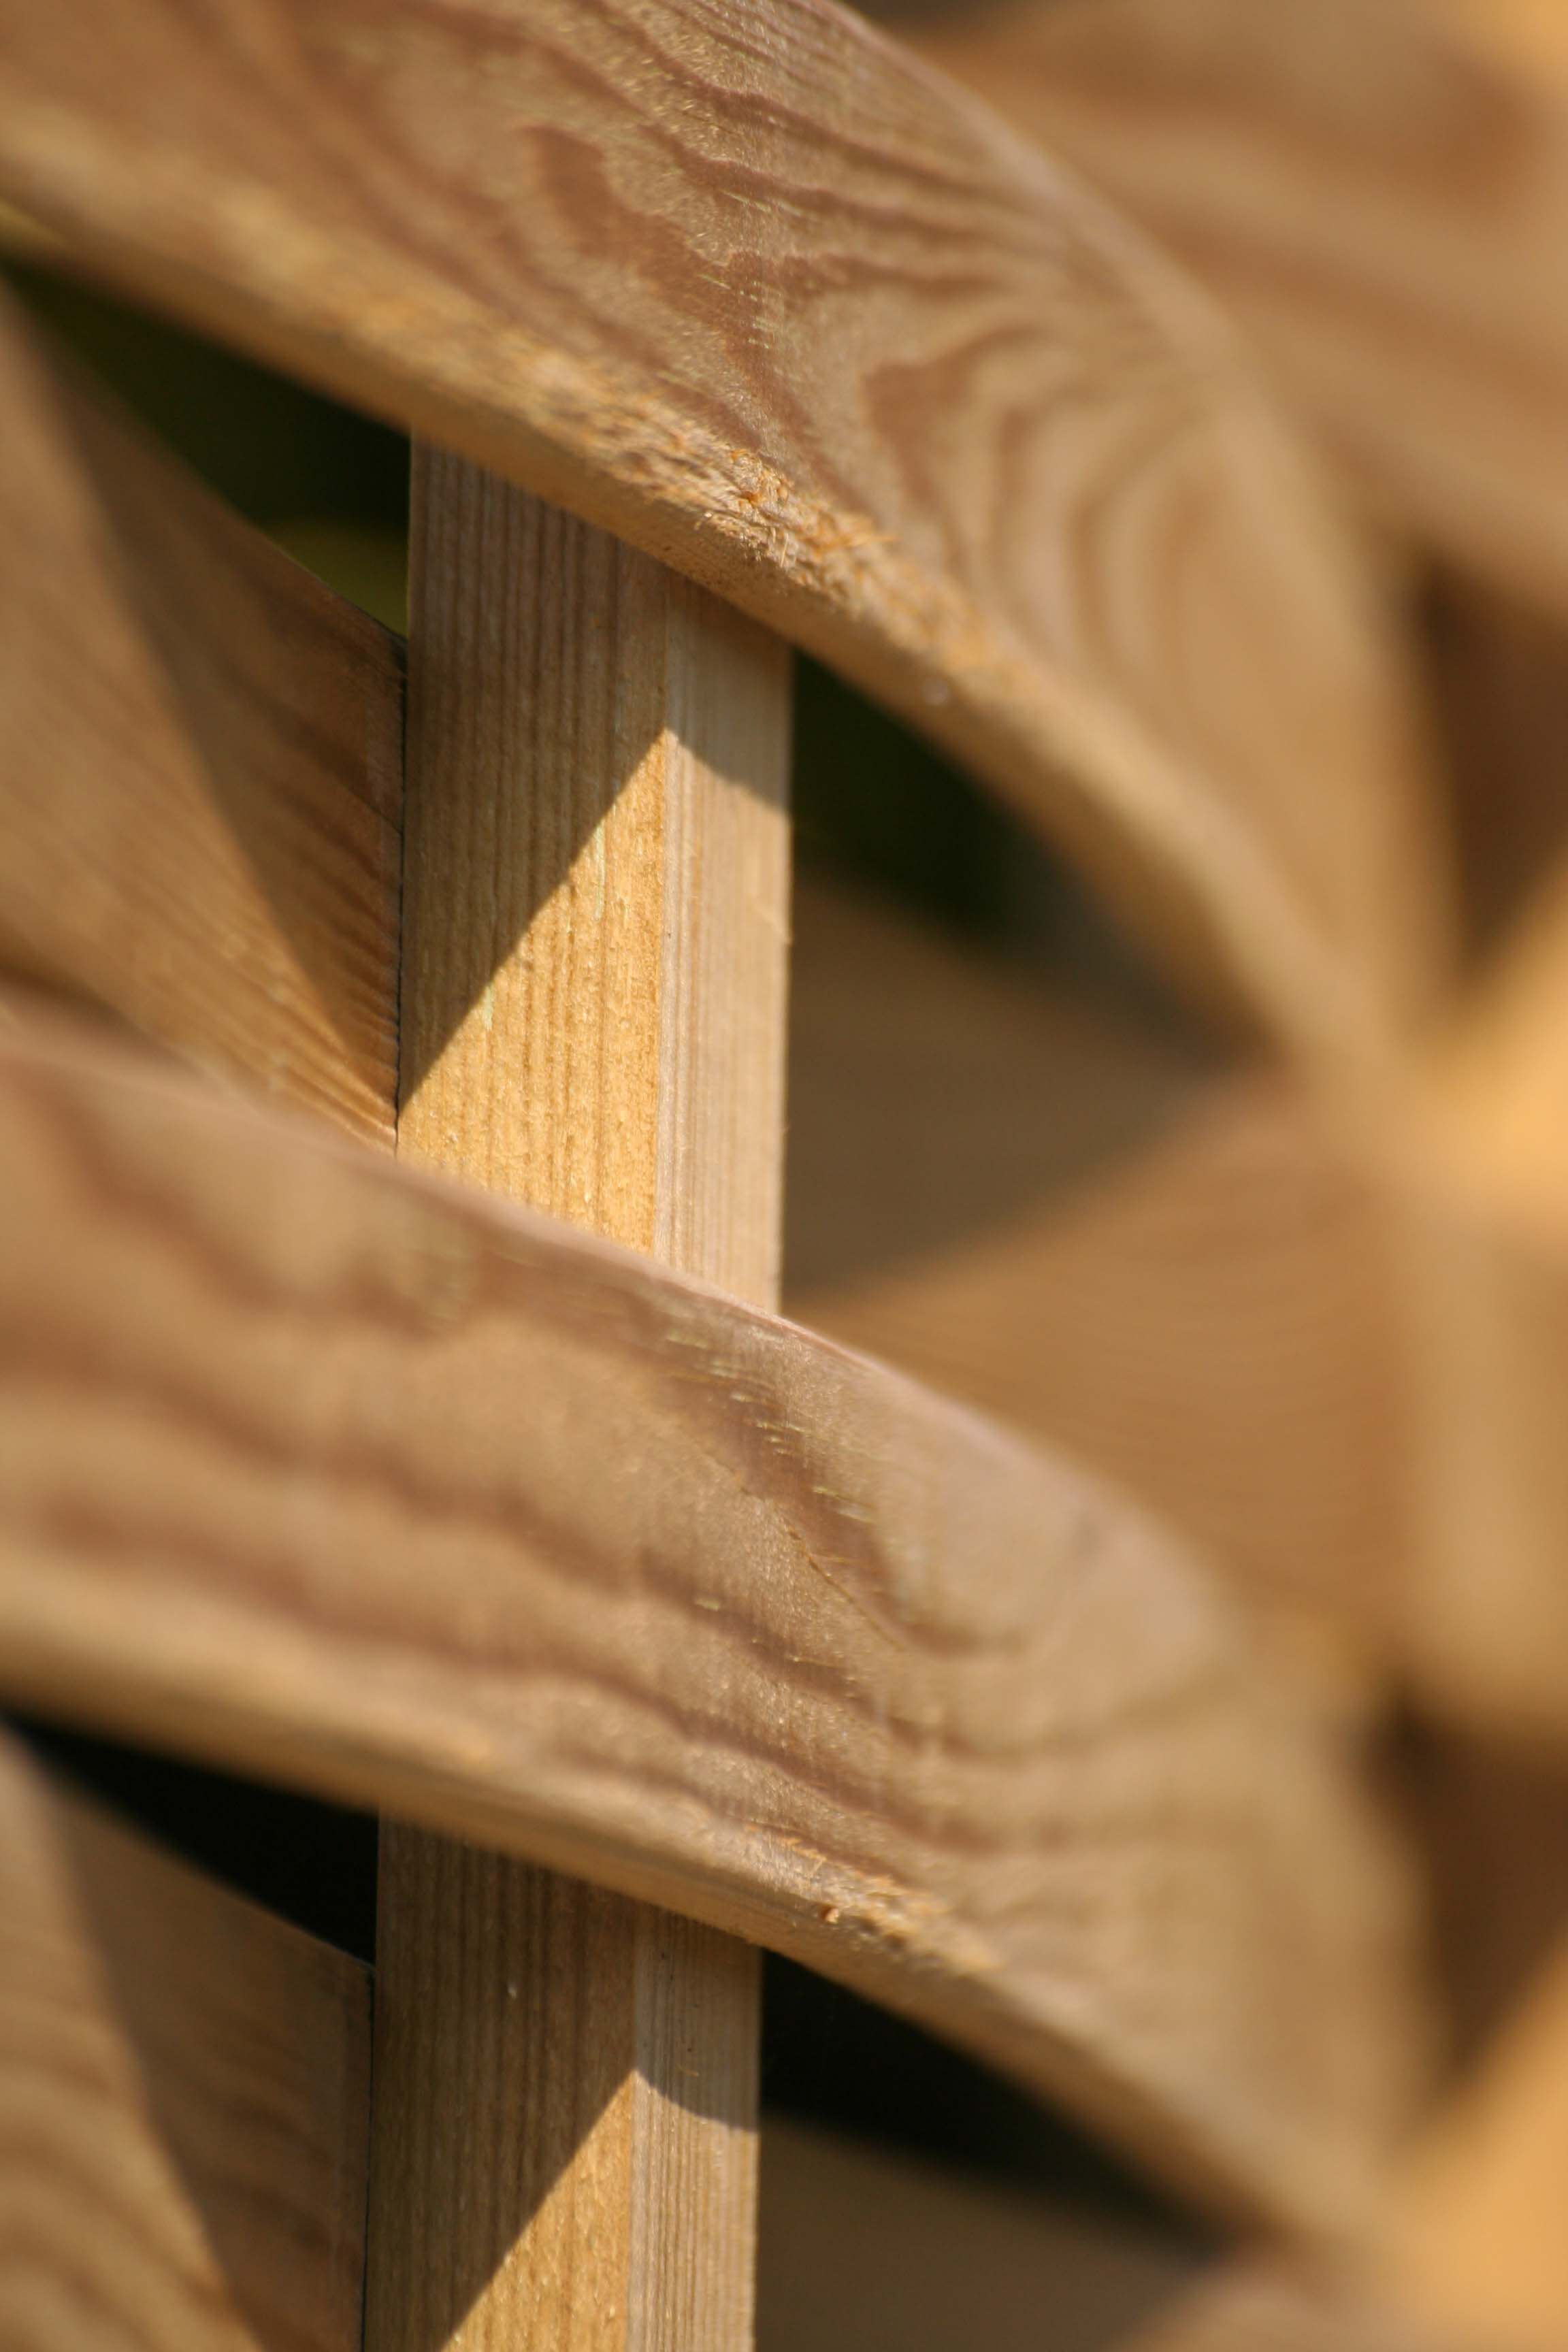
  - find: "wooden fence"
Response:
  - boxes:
[1,1,1566,2347]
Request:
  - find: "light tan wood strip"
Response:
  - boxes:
[0,280,402,1143]
[0,1724,370,2352]
[756,2119,1195,2352]
[0,0,1450,1057]
[366,460,789,2352]
[0,998,1429,2236]
[911,0,1568,626]
[785,885,1401,1650]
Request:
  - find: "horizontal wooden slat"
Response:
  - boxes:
[0,998,1428,2236]
[756,2119,1196,2352]
[0,0,1450,1056]
[0,1725,370,2351]
[0,282,402,1143]
[911,0,1568,625]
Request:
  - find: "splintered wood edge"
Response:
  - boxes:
[0,0,1449,1058]
[0,1000,1430,2237]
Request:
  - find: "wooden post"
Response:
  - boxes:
[364,453,790,2350]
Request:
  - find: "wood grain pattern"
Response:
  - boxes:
[398,457,791,1290]
[0,1000,1430,2236]
[911,0,1568,623]
[755,2119,1196,2352]
[785,887,1401,1649]
[368,462,789,2352]
[0,280,402,1143]
[0,1725,370,2352]
[0,0,1451,1056]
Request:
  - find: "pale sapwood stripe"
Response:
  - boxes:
[0,1724,371,2352]
[367,461,789,2352]
[0,0,1451,1058]
[0,281,402,1145]
[0,1000,1430,2237]
[910,0,1568,625]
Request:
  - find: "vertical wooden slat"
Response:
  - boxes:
[364,453,790,2351]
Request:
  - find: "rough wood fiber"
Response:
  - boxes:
[0,282,402,1143]
[0,0,1450,1056]
[911,0,1568,624]
[0,1002,1430,2236]
[367,461,789,2352]
[785,886,1401,1645]
[0,1727,370,2352]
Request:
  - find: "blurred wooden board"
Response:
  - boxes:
[0,0,1451,1056]
[756,2119,1196,2352]
[784,879,1205,1299]
[1373,860,1568,1735]
[912,0,1568,625]
[1112,2267,1480,2352]
[0,283,402,1143]
[1387,1935,1568,2352]
[0,997,1430,2236]
[0,1726,370,2352]
[1420,566,1568,958]
[787,885,1401,1648]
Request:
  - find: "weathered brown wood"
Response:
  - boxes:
[755,2119,1196,2352]
[0,998,1430,2235]
[786,885,1401,1656]
[366,460,790,2351]
[911,0,1568,627]
[0,1725,370,2352]
[0,0,1451,1056]
[0,280,402,1143]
